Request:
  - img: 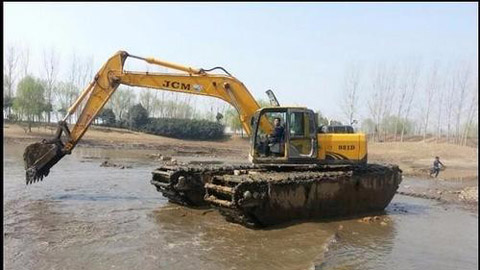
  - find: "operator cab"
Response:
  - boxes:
[250,107,318,164]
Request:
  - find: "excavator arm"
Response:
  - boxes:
[24,50,267,184]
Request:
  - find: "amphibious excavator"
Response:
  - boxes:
[24,51,402,227]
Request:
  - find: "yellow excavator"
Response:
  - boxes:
[24,51,401,227]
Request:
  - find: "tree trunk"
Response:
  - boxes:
[28,117,32,133]
[393,121,398,142]
[400,124,405,142]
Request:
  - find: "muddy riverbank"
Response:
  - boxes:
[5,123,477,177]
[3,124,249,160]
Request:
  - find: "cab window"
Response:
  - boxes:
[289,112,305,137]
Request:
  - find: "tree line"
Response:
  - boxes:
[340,60,477,146]
[2,45,247,136]
[4,44,477,146]
[95,103,224,140]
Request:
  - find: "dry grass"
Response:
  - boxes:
[3,123,247,148]
[368,141,477,180]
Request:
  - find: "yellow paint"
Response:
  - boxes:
[317,133,367,162]
[67,51,268,151]
[65,50,368,164]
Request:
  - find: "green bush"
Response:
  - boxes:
[142,118,225,140]
[126,103,149,129]
[96,108,117,126]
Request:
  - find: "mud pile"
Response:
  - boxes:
[459,187,478,203]
[99,160,132,169]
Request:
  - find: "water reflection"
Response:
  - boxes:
[315,213,397,270]
[149,203,377,270]
[51,193,159,201]
[315,195,478,270]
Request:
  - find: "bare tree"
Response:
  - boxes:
[394,64,409,141]
[20,44,30,77]
[400,62,420,142]
[109,87,136,122]
[368,62,395,142]
[140,64,156,118]
[66,52,80,122]
[42,47,60,124]
[65,52,95,122]
[462,77,478,146]
[68,52,78,86]
[454,62,471,144]
[434,66,446,143]
[139,90,155,117]
[149,92,159,118]
[151,93,164,118]
[421,62,439,141]
[55,81,78,123]
[367,64,385,142]
[3,44,19,118]
[78,55,94,89]
[341,63,361,125]
[381,64,397,141]
[158,92,167,118]
[182,95,194,119]
[444,66,456,143]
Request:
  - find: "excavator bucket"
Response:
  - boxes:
[24,140,66,185]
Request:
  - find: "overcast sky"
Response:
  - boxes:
[4,2,478,121]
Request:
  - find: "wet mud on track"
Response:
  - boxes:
[4,143,478,270]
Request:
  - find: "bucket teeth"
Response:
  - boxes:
[29,168,50,184]
[26,168,46,185]
[24,141,65,185]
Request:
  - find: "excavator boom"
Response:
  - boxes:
[24,51,264,184]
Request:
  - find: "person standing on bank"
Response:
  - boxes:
[429,156,445,178]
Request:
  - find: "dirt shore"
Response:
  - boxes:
[368,141,477,181]
[4,123,478,208]
[3,123,249,159]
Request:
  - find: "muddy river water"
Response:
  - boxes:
[4,143,478,270]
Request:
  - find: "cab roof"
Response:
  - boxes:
[260,106,309,110]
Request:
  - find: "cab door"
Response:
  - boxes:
[287,109,318,162]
